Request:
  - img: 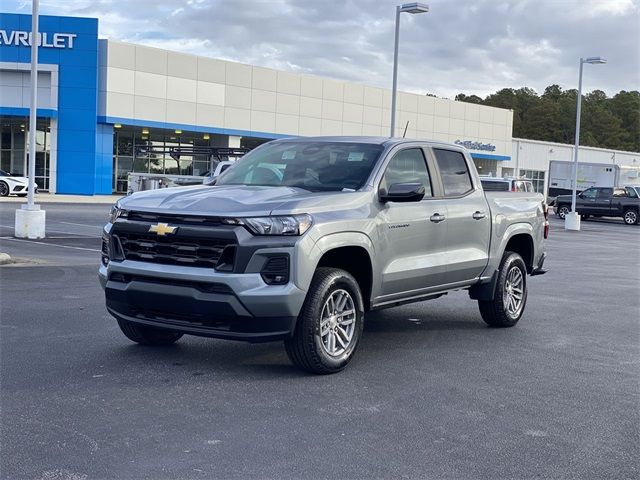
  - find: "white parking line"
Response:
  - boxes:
[0,224,100,237]
[56,221,104,228]
[0,237,100,252]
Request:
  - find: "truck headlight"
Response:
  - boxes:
[108,204,128,223]
[226,214,313,236]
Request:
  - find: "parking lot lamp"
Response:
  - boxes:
[390,2,429,137]
[15,0,46,239]
[565,56,606,231]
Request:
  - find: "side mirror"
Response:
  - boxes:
[380,182,425,203]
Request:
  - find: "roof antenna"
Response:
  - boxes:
[402,121,409,138]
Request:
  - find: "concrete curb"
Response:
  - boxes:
[0,253,12,265]
[1,194,121,205]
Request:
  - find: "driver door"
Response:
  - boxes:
[577,187,598,214]
[376,147,449,299]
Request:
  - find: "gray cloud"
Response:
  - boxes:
[8,0,640,98]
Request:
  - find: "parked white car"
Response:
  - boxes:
[0,170,38,197]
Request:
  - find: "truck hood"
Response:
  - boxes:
[118,185,368,217]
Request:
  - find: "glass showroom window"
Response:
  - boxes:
[111,127,241,192]
[1,117,51,190]
[520,169,546,193]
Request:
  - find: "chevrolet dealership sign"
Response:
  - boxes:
[0,30,77,48]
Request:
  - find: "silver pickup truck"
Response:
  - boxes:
[100,137,548,374]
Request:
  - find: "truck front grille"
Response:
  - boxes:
[114,232,235,268]
[127,211,223,227]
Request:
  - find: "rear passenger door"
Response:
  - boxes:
[430,148,491,284]
[593,188,613,215]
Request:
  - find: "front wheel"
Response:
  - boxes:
[478,251,528,328]
[285,267,364,374]
[623,209,638,225]
[116,318,183,345]
[0,181,9,197]
[557,205,570,219]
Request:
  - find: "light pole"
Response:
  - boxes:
[565,56,606,231]
[390,2,429,137]
[15,0,46,239]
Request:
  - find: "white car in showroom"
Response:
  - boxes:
[0,170,38,197]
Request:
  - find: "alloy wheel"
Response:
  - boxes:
[624,210,637,225]
[319,289,356,357]
[503,266,524,318]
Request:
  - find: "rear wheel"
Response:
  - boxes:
[557,205,570,219]
[0,181,9,197]
[116,318,183,345]
[478,251,528,328]
[623,209,638,225]
[285,267,364,374]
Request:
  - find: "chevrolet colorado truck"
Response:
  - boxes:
[100,137,548,374]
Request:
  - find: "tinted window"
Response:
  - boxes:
[217,141,384,192]
[625,187,638,198]
[581,188,597,199]
[481,179,509,191]
[380,148,432,197]
[433,149,473,196]
[597,188,613,198]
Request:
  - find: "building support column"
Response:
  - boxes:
[48,118,58,194]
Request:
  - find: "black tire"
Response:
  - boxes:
[116,317,183,346]
[284,267,364,374]
[0,181,9,197]
[623,209,638,225]
[478,251,528,328]
[557,205,570,219]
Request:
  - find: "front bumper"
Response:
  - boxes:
[100,259,306,343]
[100,262,303,342]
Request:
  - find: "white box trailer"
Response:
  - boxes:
[548,160,619,200]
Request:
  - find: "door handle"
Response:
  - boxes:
[430,213,446,223]
[472,211,486,220]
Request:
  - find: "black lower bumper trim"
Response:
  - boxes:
[108,306,296,343]
[105,279,296,343]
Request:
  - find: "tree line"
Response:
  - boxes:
[454,86,639,152]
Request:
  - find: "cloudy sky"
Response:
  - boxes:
[6,0,639,99]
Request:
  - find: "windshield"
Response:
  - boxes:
[215,141,384,192]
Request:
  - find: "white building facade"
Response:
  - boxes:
[503,138,640,194]
[98,38,513,193]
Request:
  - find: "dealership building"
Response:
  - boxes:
[1,12,638,195]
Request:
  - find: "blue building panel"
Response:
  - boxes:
[0,12,108,194]
[57,108,99,132]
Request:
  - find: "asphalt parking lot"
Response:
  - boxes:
[1,203,638,480]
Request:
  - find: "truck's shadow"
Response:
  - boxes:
[111,307,487,378]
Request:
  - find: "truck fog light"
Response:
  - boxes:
[261,256,289,285]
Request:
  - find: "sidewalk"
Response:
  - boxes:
[0,193,120,205]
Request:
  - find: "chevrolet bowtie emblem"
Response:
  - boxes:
[148,222,177,236]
